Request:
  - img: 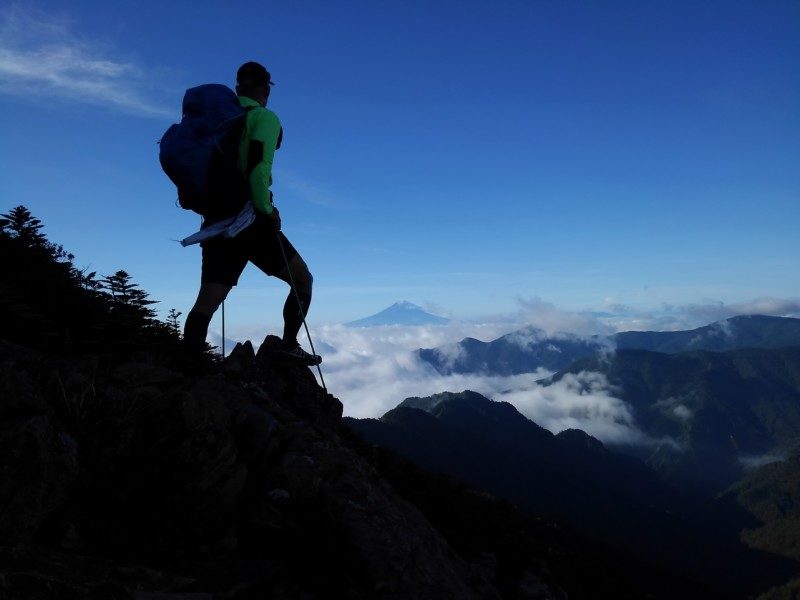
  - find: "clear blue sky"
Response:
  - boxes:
[1,0,798,331]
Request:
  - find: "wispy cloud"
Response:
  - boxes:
[604,296,800,332]
[353,245,409,257]
[0,5,172,118]
[495,371,672,446]
[514,296,614,337]
[738,453,785,470]
[275,169,357,210]
[677,297,800,324]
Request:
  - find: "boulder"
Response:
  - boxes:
[257,335,343,427]
[0,415,78,544]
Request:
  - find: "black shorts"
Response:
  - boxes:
[201,212,299,286]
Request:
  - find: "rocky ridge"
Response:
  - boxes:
[0,336,558,599]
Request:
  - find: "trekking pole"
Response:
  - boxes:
[221,300,226,358]
[275,230,327,393]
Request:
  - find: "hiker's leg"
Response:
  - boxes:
[274,254,313,345]
[188,233,247,356]
[191,282,232,315]
[245,223,311,346]
[184,283,232,353]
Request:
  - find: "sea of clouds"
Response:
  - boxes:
[308,323,675,447]
[220,296,800,449]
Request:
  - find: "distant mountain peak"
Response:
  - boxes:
[345,301,450,327]
[393,300,420,309]
[400,390,489,413]
[615,314,800,354]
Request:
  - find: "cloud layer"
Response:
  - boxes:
[217,295,800,447]
[310,324,675,446]
[493,371,656,445]
[515,297,614,337]
[0,5,171,117]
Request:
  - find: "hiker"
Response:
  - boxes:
[182,61,321,366]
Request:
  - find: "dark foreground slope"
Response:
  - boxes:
[0,338,518,599]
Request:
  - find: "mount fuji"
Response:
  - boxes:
[345,301,450,327]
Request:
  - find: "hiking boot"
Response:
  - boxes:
[275,341,322,366]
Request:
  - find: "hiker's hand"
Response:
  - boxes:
[269,206,281,231]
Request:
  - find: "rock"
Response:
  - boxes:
[67,384,249,562]
[0,544,197,600]
[258,335,343,428]
[254,334,282,363]
[470,551,498,582]
[267,488,290,501]
[0,339,34,363]
[114,362,184,387]
[516,570,562,599]
[0,358,51,417]
[230,403,279,462]
[223,341,256,376]
[261,423,496,599]
[0,415,78,544]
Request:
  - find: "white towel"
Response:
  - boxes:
[180,202,256,247]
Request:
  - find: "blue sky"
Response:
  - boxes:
[1,0,798,335]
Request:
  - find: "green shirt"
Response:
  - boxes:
[238,96,282,215]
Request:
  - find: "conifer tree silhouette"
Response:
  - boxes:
[101,270,158,320]
[167,308,183,336]
[1,205,179,360]
[3,205,48,249]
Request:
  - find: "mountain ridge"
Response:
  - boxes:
[418,314,800,375]
[545,345,800,496]
[345,389,797,596]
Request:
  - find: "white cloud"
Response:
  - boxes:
[677,298,800,325]
[494,371,668,446]
[739,453,785,470]
[652,396,694,422]
[275,169,354,210]
[0,5,172,117]
[515,297,613,337]
[668,298,799,330]
[425,340,469,372]
[590,296,800,333]
[505,327,548,348]
[310,322,536,418]
[672,404,692,420]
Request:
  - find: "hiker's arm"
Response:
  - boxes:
[246,110,282,215]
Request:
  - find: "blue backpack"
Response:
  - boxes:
[159,84,251,217]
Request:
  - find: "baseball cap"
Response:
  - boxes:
[236,61,274,87]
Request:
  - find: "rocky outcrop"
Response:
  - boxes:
[0,335,517,599]
[0,348,80,546]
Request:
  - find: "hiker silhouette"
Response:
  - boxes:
[176,61,321,367]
